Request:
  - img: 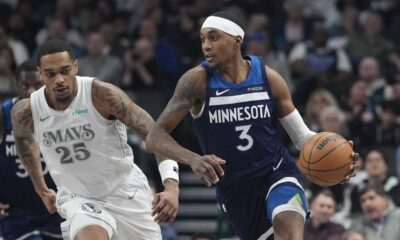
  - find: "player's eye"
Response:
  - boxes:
[61,69,70,75]
[46,72,56,77]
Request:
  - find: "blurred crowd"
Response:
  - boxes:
[1,0,400,239]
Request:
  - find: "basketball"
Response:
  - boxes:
[298,132,353,187]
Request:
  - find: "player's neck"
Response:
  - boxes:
[217,56,250,84]
[45,89,77,111]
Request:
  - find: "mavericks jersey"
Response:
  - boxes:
[193,56,294,191]
[0,98,56,210]
[31,76,134,199]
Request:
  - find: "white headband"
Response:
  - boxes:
[201,16,245,39]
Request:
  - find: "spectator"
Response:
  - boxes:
[275,1,313,52]
[245,31,293,91]
[304,88,339,131]
[78,32,123,85]
[0,25,28,65]
[289,21,352,102]
[349,148,400,215]
[349,181,400,240]
[319,105,348,136]
[345,11,400,80]
[35,19,84,57]
[357,56,392,107]
[344,80,377,149]
[373,101,400,146]
[99,22,127,58]
[304,189,345,240]
[122,37,159,91]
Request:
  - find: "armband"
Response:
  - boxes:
[158,159,179,184]
[278,109,316,150]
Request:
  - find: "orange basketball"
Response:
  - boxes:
[298,132,353,187]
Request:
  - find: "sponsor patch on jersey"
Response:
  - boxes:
[72,108,88,117]
[247,86,263,91]
[82,202,102,214]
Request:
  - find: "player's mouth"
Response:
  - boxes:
[205,54,215,61]
[54,86,69,97]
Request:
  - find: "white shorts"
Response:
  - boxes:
[56,165,161,240]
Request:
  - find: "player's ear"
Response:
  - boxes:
[234,36,242,47]
[235,36,242,45]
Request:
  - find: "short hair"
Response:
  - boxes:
[359,180,388,198]
[363,147,388,164]
[37,39,75,66]
[310,189,336,205]
[15,59,37,81]
[210,11,245,30]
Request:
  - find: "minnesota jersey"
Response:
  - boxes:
[192,56,298,191]
[0,98,56,210]
[30,76,134,199]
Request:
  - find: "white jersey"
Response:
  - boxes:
[31,76,134,199]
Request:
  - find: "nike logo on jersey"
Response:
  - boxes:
[216,89,229,96]
[40,116,51,121]
[128,189,138,200]
[272,157,284,171]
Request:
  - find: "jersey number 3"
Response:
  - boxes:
[56,142,91,164]
[235,125,253,151]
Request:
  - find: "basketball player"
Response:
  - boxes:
[146,11,359,240]
[11,39,192,240]
[0,60,63,240]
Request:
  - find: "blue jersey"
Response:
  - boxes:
[193,56,300,191]
[0,98,56,211]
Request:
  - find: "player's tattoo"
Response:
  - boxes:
[168,69,205,114]
[11,99,45,192]
[92,80,153,139]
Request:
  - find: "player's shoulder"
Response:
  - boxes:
[183,65,208,81]
[12,98,31,114]
[176,65,208,89]
[91,78,121,97]
[11,98,33,127]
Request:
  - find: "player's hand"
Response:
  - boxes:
[190,155,225,187]
[343,140,360,183]
[39,189,57,213]
[0,202,10,219]
[151,180,179,224]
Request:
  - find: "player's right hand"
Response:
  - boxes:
[39,189,57,213]
[190,155,225,187]
[0,202,10,219]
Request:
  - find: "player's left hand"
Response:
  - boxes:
[343,140,360,183]
[151,180,179,224]
[39,188,57,213]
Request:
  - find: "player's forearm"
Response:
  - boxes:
[15,137,49,195]
[147,128,200,165]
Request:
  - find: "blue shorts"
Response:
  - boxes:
[217,178,307,240]
[0,208,63,240]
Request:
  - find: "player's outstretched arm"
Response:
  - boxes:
[267,67,359,179]
[11,99,56,213]
[92,79,180,220]
[267,67,316,150]
[146,67,225,186]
